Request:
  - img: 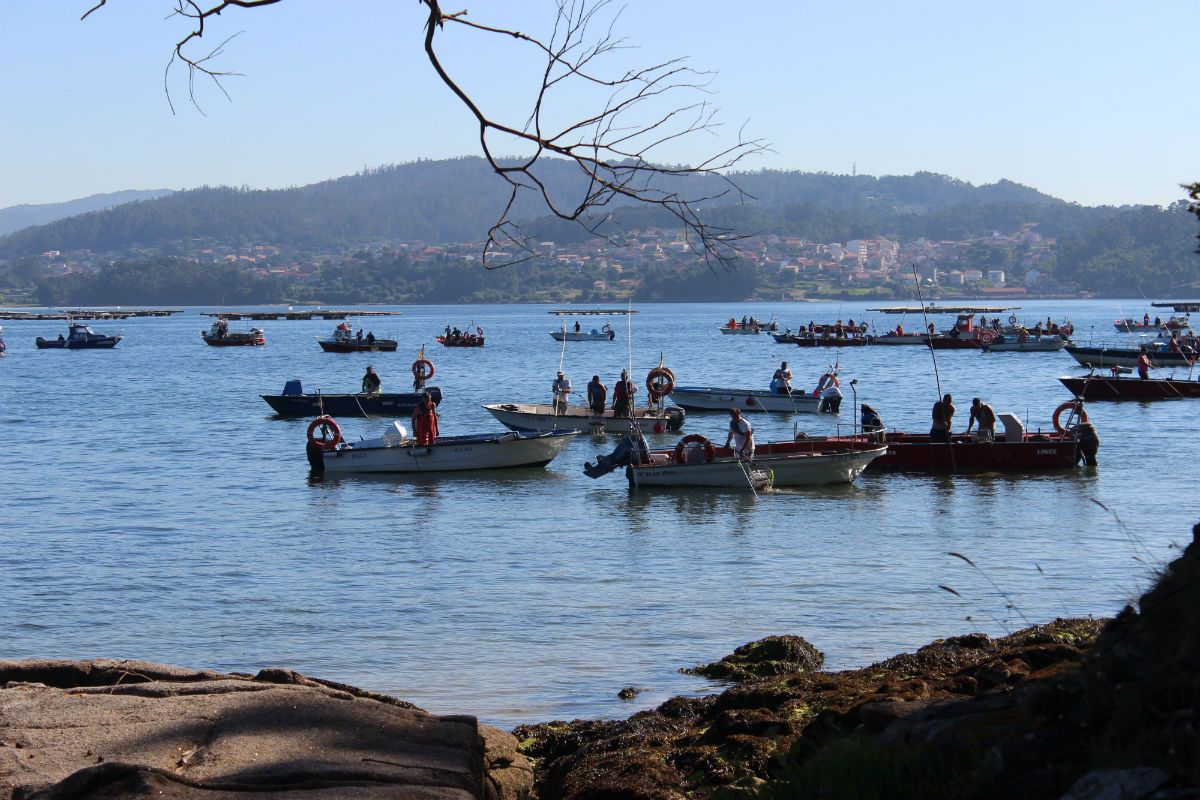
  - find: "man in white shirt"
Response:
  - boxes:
[552,371,572,415]
[725,408,755,458]
[771,361,793,395]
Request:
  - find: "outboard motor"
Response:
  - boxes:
[584,433,649,479]
[1076,422,1100,466]
[305,440,326,473]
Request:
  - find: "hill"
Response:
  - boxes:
[0,159,1122,258]
[0,189,174,238]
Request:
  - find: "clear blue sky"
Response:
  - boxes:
[1,1,1196,209]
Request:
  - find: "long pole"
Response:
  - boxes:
[913,266,957,470]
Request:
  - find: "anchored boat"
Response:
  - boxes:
[436,324,485,347]
[317,322,399,353]
[36,322,122,349]
[551,323,615,342]
[200,319,264,347]
[1065,344,1197,369]
[305,417,578,474]
[1058,371,1200,400]
[262,379,443,417]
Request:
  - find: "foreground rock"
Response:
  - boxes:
[516,524,1200,800]
[0,660,530,800]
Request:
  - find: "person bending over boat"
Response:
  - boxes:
[587,375,607,415]
[412,393,439,445]
[861,404,884,440]
[362,366,381,396]
[771,361,793,395]
[612,371,635,417]
[966,397,996,443]
[552,371,573,415]
[725,408,755,458]
[930,394,955,444]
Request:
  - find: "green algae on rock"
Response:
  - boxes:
[682,635,825,681]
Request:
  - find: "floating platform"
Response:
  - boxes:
[1152,301,1200,312]
[0,309,182,320]
[548,308,637,315]
[202,310,403,321]
[866,305,1022,315]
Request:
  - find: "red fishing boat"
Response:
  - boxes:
[775,402,1097,471]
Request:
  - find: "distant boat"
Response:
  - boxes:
[261,380,443,417]
[36,322,121,350]
[200,319,264,347]
[317,322,398,353]
[550,324,615,342]
[1065,344,1197,369]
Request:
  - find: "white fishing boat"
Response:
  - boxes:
[669,386,826,413]
[483,402,685,435]
[550,324,615,342]
[306,420,578,474]
[719,324,762,335]
[585,433,884,488]
[984,336,1068,352]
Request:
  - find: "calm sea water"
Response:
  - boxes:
[0,300,1193,727]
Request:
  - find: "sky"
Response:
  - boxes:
[1,1,1197,209]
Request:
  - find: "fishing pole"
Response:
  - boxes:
[912,266,957,470]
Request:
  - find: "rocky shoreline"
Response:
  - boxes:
[4,527,1198,799]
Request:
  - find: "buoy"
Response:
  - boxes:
[306,415,343,451]
[1052,400,1088,433]
[674,434,716,464]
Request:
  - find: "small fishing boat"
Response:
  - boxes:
[789,332,869,347]
[262,380,443,417]
[317,322,399,353]
[200,319,265,347]
[306,418,578,474]
[670,387,826,413]
[778,404,1096,471]
[35,322,122,349]
[1065,344,1197,369]
[720,324,762,335]
[1058,371,1200,400]
[483,403,685,435]
[436,324,485,347]
[867,330,933,346]
[584,433,885,488]
[1114,316,1190,333]
[550,324,615,342]
[719,316,779,334]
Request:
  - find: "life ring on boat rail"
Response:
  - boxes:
[307,415,343,451]
[1008,314,1018,325]
[411,358,436,381]
[645,367,675,400]
[674,434,716,464]
[978,330,996,345]
[1052,400,1088,433]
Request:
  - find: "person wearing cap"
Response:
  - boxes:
[361,365,381,396]
[552,370,572,415]
[612,370,636,417]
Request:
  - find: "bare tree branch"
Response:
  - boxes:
[83,0,770,269]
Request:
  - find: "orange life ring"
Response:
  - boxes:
[675,434,716,464]
[412,358,436,381]
[306,415,343,451]
[646,366,675,400]
[1052,400,1088,433]
[979,330,996,345]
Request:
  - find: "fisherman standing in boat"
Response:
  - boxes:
[930,394,955,444]
[412,392,439,445]
[612,370,636,417]
[966,397,996,442]
[361,366,381,396]
[861,404,884,440]
[1136,346,1152,380]
[725,408,755,458]
[587,375,607,415]
[552,371,572,415]
[771,361,793,395]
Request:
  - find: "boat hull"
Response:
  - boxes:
[985,338,1067,352]
[791,336,867,347]
[670,386,826,413]
[315,430,579,474]
[1065,345,1197,369]
[436,336,484,347]
[866,334,932,345]
[719,327,761,335]
[201,333,264,346]
[550,331,615,341]
[35,336,122,349]
[318,339,399,352]
[1058,375,1200,400]
[628,444,885,487]
[263,387,443,417]
[483,403,685,434]
[775,433,1081,471]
